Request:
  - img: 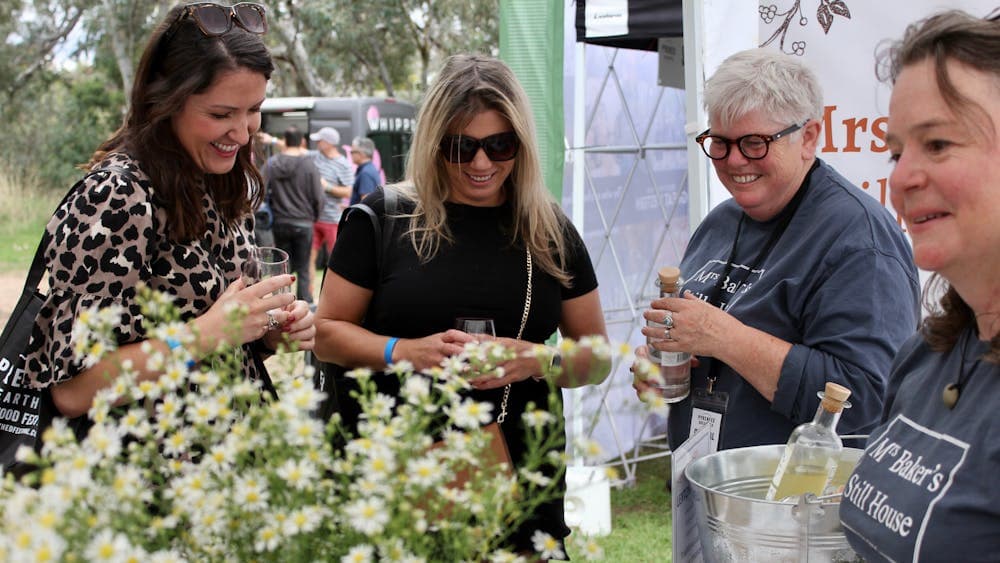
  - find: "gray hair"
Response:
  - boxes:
[351,137,375,158]
[704,49,823,130]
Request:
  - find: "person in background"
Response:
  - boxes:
[308,126,354,296]
[633,48,920,452]
[348,136,379,204]
[251,131,275,247]
[23,2,314,428]
[265,125,324,303]
[840,11,1000,560]
[314,54,610,557]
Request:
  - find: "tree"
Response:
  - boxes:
[265,0,498,98]
[0,0,499,189]
[0,0,93,109]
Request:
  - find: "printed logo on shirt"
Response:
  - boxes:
[685,259,765,310]
[840,414,969,561]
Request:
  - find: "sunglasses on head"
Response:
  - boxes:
[439,132,520,164]
[173,2,267,37]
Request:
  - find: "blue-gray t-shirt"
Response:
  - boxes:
[841,328,1000,561]
[668,159,920,451]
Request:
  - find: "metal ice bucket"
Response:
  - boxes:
[684,445,863,563]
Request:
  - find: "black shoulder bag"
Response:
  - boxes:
[310,187,397,421]
[0,168,127,473]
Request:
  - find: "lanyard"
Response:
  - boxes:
[701,160,819,392]
[706,160,818,309]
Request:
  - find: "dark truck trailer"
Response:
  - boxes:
[260,96,416,183]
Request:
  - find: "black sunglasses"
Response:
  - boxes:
[440,132,520,164]
[172,2,267,37]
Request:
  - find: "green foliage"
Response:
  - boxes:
[1,70,123,191]
[0,164,59,272]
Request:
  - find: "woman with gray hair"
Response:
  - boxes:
[314,54,609,556]
[634,48,920,453]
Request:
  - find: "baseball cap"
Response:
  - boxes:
[310,127,341,145]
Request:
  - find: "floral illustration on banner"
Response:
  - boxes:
[759,0,852,56]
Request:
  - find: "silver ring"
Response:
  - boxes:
[266,311,280,330]
[663,327,671,340]
[662,311,674,329]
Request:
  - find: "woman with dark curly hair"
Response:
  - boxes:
[24,3,314,430]
[840,10,1000,560]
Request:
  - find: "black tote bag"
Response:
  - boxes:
[0,200,61,471]
[0,167,125,472]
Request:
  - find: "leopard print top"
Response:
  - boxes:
[24,152,265,389]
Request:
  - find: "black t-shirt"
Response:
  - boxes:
[329,189,598,545]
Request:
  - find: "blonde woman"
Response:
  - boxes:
[314,54,608,554]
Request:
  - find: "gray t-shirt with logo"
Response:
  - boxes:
[841,328,1000,561]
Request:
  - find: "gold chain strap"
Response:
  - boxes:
[497,248,532,424]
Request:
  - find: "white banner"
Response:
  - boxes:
[755,1,992,224]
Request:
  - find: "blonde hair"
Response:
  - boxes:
[391,54,572,287]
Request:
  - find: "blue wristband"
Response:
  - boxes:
[384,337,399,365]
[165,337,196,369]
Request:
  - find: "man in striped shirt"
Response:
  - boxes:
[309,127,355,297]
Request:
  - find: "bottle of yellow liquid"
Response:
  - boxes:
[766,382,851,501]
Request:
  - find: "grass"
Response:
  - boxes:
[567,452,673,561]
[0,167,59,272]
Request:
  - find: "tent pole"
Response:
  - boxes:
[683,0,710,227]
[569,39,587,467]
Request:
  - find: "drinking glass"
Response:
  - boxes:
[454,317,496,341]
[242,247,290,307]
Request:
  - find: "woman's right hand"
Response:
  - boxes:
[193,275,296,352]
[630,344,659,397]
[395,329,475,371]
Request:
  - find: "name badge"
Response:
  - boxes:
[690,387,729,454]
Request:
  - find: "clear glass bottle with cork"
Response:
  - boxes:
[766,381,852,501]
[646,266,691,402]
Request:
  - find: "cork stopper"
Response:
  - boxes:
[820,382,851,413]
[657,266,681,292]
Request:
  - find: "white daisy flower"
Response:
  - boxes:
[448,398,493,429]
[530,530,565,561]
[488,550,528,563]
[342,544,375,563]
[364,393,397,420]
[406,456,445,488]
[519,469,552,488]
[254,525,281,553]
[522,408,555,428]
[401,375,431,404]
[234,474,270,511]
[574,534,605,560]
[84,529,132,562]
[343,497,389,535]
[345,367,373,380]
[276,459,319,491]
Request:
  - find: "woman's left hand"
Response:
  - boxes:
[641,291,738,358]
[467,337,542,390]
[262,299,316,352]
